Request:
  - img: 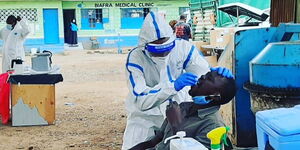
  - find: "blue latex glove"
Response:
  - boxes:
[174,72,198,91]
[193,96,212,105]
[210,67,234,78]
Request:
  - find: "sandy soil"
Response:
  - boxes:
[0,50,129,150]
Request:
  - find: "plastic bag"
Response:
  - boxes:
[0,72,11,124]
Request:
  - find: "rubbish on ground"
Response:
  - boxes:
[64,102,75,106]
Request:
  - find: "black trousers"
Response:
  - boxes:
[70,31,78,45]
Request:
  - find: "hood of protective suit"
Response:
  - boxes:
[138,11,174,47]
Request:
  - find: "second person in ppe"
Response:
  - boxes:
[122,11,233,150]
[0,15,30,73]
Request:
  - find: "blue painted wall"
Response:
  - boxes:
[0,38,64,53]
[121,17,144,29]
[26,38,64,53]
[0,35,137,53]
[78,35,138,48]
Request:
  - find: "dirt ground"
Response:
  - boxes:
[0,50,128,150]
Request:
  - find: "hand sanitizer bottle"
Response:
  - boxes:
[164,131,208,150]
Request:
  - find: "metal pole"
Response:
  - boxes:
[237,6,239,27]
[117,33,122,54]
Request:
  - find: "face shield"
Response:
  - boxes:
[139,11,176,65]
[146,36,176,57]
[138,11,174,49]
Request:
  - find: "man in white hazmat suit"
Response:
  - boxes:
[0,15,30,73]
[122,11,233,150]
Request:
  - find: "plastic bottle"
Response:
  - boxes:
[207,126,230,150]
[164,131,208,150]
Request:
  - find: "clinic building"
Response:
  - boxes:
[0,0,189,52]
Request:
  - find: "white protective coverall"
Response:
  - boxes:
[122,12,210,150]
[0,19,30,73]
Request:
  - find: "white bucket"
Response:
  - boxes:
[30,48,38,55]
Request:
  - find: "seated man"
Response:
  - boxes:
[129,70,237,150]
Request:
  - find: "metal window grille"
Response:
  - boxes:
[0,8,38,22]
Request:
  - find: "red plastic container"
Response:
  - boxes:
[0,72,11,124]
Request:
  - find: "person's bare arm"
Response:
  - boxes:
[166,101,184,134]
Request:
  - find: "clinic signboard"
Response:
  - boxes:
[59,0,188,48]
[95,2,154,8]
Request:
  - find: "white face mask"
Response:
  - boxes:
[152,56,167,64]
[6,24,13,30]
[151,55,169,71]
[145,49,169,70]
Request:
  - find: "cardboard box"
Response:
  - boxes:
[201,45,214,56]
[204,56,218,67]
[191,41,210,56]
[11,84,55,126]
[210,28,234,48]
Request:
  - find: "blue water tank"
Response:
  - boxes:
[250,42,300,88]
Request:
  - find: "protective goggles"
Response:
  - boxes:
[146,40,175,57]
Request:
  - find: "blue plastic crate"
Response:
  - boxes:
[256,105,300,150]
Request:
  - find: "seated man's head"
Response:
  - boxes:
[189,71,237,105]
